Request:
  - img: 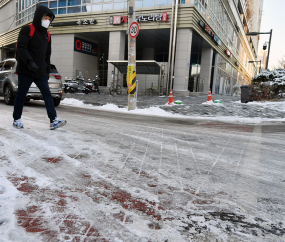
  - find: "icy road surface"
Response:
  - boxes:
[0,101,285,242]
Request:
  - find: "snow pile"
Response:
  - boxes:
[255,69,285,86]
[61,98,185,118]
[0,176,38,242]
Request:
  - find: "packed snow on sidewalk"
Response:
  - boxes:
[1,99,285,242]
[61,98,285,123]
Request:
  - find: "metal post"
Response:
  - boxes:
[169,0,179,92]
[1,45,4,61]
[259,60,261,74]
[166,0,175,96]
[265,29,272,70]
[127,0,137,111]
[159,64,162,96]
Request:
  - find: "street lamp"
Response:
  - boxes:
[248,60,261,74]
[246,29,272,70]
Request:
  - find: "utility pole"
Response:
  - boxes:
[127,0,138,111]
[265,29,272,70]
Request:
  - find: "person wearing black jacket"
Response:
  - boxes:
[13,6,66,130]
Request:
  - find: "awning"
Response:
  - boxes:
[107,60,162,74]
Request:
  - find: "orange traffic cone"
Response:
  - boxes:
[167,89,174,105]
[204,88,214,105]
[207,89,212,102]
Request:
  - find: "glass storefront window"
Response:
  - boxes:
[68,6,81,12]
[58,7,67,14]
[68,0,81,6]
[102,3,112,10]
[93,0,101,2]
[59,0,67,7]
[92,4,102,11]
[155,0,167,6]
[142,0,153,7]
[82,0,91,3]
[114,2,124,9]
[50,1,57,8]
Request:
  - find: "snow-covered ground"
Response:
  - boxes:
[60,98,285,124]
[0,99,285,242]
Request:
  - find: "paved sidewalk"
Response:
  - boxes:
[62,92,285,120]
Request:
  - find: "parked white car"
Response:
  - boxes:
[0,58,63,106]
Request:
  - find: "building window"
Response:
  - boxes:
[142,0,153,7]
[50,1,58,8]
[114,2,124,9]
[68,0,81,6]
[51,9,58,15]
[68,6,81,12]
[82,5,92,11]
[59,0,67,7]
[135,0,141,8]
[155,0,167,6]
[40,2,49,7]
[58,7,67,14]
[92,4,102,11]
[102,3,112,10]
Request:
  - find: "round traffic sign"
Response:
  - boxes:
[129,22,139,39]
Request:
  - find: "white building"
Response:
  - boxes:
[0,0,264,96]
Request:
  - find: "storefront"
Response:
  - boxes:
[0,0,257,96]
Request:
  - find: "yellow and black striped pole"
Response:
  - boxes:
[127,0,137,111]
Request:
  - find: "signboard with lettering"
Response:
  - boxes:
[51,18,97,27]
[225,49,232,58]
[74,37,98,56]
[198,20,222,46]
[109,13,167,25]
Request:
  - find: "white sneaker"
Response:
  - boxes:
[50,117,67,130]
[13,118,24,129]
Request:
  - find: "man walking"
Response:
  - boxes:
[13,5,66,130]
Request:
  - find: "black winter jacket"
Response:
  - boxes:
[16,6,55,78]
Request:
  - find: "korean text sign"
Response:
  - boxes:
[74,37,98,56]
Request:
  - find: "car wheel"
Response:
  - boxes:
[53,98,60,107]
[4,84,14,105]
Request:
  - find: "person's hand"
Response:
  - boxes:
[28,61,38,72]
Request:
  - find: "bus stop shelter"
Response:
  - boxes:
[107,60,166,95]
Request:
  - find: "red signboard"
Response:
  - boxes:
[225,49,232,58]
[162,12,167,22]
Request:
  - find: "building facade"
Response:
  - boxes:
[0,0,263,96]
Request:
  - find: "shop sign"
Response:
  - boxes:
[51,18,96,27]
[225,49,232,58]
[77,18,96,25]
[198,20,221,46]
[74,37,98,56]
[110,13,167,25]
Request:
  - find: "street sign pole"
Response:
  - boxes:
[127,0,137,111]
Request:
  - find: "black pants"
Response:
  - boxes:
[13,74,57,122]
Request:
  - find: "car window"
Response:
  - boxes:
[3,61,15,71]
[0,61,4,71]
[50,64,58,73]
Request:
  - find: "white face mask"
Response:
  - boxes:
[41,19,50,29]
